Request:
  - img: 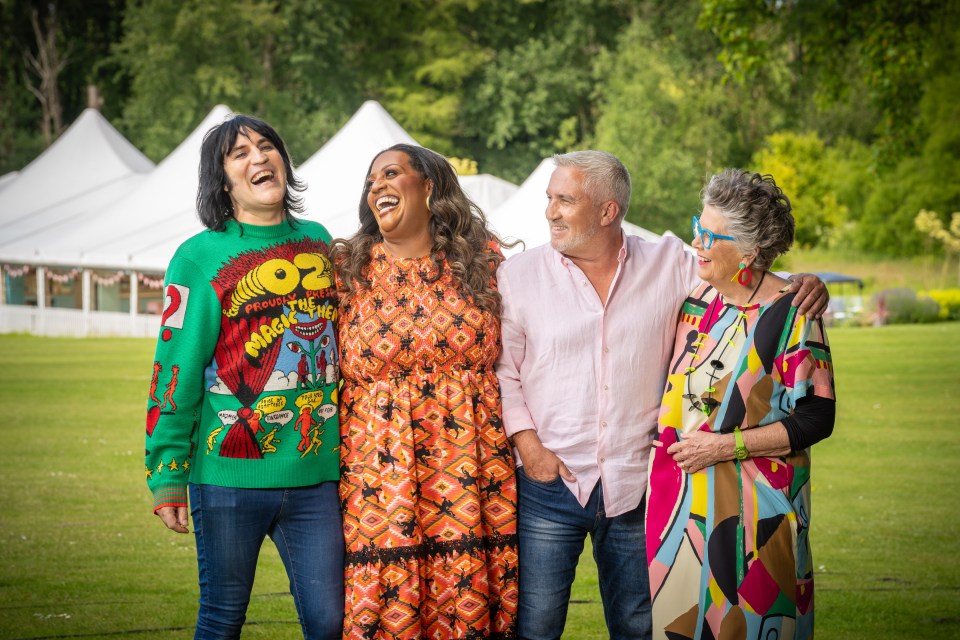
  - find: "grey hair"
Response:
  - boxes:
[702,169,794,271]
[553,150,631,219]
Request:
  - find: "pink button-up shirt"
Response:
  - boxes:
[495,233,698,517]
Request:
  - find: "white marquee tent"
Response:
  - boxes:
[0,171,19,192]
[298,100,419,239]
[0,105,235,335]
[297,101,517,239]
[460,173,518,217]
[1,104,233,272]
[0,108,154,249]
[69,105,234,272]
[0,109,158,334]
[1,101,517,275]
[0,102,670,336]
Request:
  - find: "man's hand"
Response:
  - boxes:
[156,505,190,534]
[789,273,829,319]
[511,429,576,483]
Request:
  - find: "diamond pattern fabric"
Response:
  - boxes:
[338,243,518,638]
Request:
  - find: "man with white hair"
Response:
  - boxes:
[495,150,826,639]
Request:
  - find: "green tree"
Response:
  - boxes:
[346,0,495,154]
[0,0,126,173]
[856,66,960,255]
[114,0,283,160]
[460,0,633,180]
[112,0,355,163]
[262,0,360,161]
[698,0,956,161]
[916,210,960,285]
[592,16,736,234]
[751,132,872,248]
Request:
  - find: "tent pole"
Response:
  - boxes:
[36,267,46,309]
[0,266,6,306]
[82,269,91,313]
[36,266,46,335]
[130,272,138,318]
[82,269,91,336]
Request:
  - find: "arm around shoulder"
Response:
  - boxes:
[786,273,829,319]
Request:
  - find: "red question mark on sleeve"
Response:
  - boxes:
[160,285,182,341]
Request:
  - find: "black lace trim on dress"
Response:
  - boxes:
[346,531,518,568]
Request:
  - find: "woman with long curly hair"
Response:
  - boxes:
[333,144,519,639]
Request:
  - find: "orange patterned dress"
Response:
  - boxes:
[338,243,519,639]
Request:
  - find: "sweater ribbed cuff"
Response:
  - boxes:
[152,484,188,513]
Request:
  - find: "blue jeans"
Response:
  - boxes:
[516,468,651,640]
[189,482,344,640]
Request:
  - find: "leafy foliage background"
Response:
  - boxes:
[1,0,958,254]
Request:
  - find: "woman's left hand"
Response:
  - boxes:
[666,430,731,474]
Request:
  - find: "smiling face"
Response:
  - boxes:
[366,150,433,243]
[692,204,744,285]
[545,166,605,256]
[223,128,286,225]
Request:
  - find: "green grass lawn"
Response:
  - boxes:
[0,324,958,639]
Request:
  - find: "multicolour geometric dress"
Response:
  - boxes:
[338,243,519,639]
[646,283,834,640]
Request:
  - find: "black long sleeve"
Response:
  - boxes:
[781,394,836,452]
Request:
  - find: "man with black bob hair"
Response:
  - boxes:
[195,114,305,230]
[145,114,344,639]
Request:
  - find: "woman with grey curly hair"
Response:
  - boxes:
[645,169,837,639]
[332,144,519,638]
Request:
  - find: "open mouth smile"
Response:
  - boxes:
[251,170,275,185]
[375,195,399,214]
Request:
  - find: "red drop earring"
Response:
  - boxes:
[731,262,752,286]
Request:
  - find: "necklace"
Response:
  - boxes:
[743,270,766,305]
[683,310,742,417]
[682,271,767,417]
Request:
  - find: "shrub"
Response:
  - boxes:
[876,288,941,324]
[921,289,960,320]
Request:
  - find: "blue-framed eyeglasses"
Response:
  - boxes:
[692,215,736,249]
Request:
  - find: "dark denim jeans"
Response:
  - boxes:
[189,482,344,640]
[516,468,651,640]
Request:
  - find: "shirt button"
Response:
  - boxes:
[601,421,607,428]
[600,457,606,463]
[603,384,609,390]
[603,347,609,353]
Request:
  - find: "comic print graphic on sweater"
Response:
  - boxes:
[145,219,340,512]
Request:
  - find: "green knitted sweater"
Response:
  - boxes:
[145,219,340,512]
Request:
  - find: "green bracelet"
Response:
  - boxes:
[733,427,749,461]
